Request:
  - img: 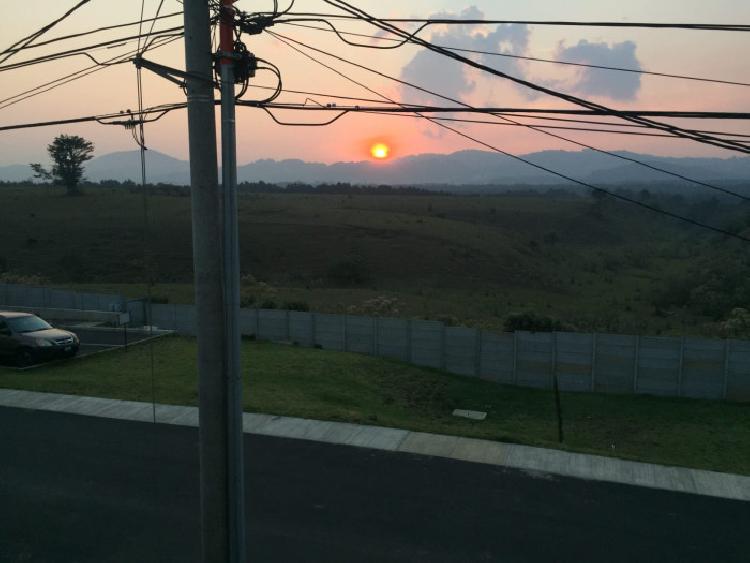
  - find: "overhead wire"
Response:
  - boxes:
[1,11,182,56]
[265,30,750,242]
[318,1,750,155]
[0,34,183,111]
[0,0,92,64]
[279,20,750,88]
[273,13,750,32]
[0,26,184,72]
[245,103,749,140]
[0,102,186,132]
[266,30,750,202]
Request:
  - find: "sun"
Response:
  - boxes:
[370,142,390,160]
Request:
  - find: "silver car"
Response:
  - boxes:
[0,312,79,367]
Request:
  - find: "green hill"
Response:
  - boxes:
[1,185,747,336]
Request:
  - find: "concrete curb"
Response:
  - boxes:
[0,389,748,502]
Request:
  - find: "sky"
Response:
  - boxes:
[0,0,748,167]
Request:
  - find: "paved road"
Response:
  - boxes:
[0,407,747,563]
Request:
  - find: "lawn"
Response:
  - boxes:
[1,336,748,475]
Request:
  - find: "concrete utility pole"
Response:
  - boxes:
[183,1,245,561]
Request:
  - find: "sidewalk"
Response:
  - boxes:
[1,388,748,502]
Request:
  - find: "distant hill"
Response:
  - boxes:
[2,148,750,188]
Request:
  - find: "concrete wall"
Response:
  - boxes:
[0,283,125,313]
[146,302,749,402]
[3,283,747,402]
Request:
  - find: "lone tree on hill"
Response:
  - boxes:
[30,134,94,196]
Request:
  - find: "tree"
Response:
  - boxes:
[30,135,94,196]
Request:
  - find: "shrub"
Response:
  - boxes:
[504,312,564,333]
[260,299,277,309]
[0,271,49,285]
[283,300,309,312]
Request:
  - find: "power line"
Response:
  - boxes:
[3,97,749,146]
[0,34,183,111]
[0,103,186,132]
[280,21,750,88]
[275,13,750,32]
[0,26,184,72]
[241,84,750,140]
[267,29,750,152]
[318,1,750,155]
[246,103,750,140]
[1,11,182,56]
[267,30,750,200]
[0,0,92,65]
[265,31,750,239]
[141,0,168,55]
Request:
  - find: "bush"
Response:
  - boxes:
[260,299,277,309]
[283,300,309,312]
[0,271,50,285]
[504,312,564,333]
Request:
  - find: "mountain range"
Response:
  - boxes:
[2,149,750,188]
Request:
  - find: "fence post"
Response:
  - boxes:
[677,336,685,397]
[633,335,640,393]
[406,319,412,362]
[285,310,291,342]
[551,332,558,390]
[440,322,446,370]
[591,332,597,392]
[343,315,348,352]
[255,308,260,339]
[512,331,518,384]
[723,339,731,400]
[474,329,482,377]
[310,313,317,347]
[374,316,380,356]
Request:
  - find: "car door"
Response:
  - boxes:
[0,318,14,357]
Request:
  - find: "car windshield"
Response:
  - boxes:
[6,315,52,333]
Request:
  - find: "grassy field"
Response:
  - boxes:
[0,186,743,335]
[1,336,748,475]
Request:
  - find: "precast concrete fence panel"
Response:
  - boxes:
[3,283,748,402]
[478,331,515,383]
[636,336,682,397]
[410,320,444,370]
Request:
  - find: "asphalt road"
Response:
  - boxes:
[1,407,748,563]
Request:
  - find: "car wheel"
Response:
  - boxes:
[16,348,35,368]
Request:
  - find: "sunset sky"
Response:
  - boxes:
[0,0,748,167]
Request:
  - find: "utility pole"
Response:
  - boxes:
[183,1,245,562]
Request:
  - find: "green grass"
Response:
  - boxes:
[1,336,748,475]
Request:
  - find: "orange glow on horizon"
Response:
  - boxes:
[370,142,390,160]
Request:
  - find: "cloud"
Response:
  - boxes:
[398,6,530,105]
[555,40,642,100]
